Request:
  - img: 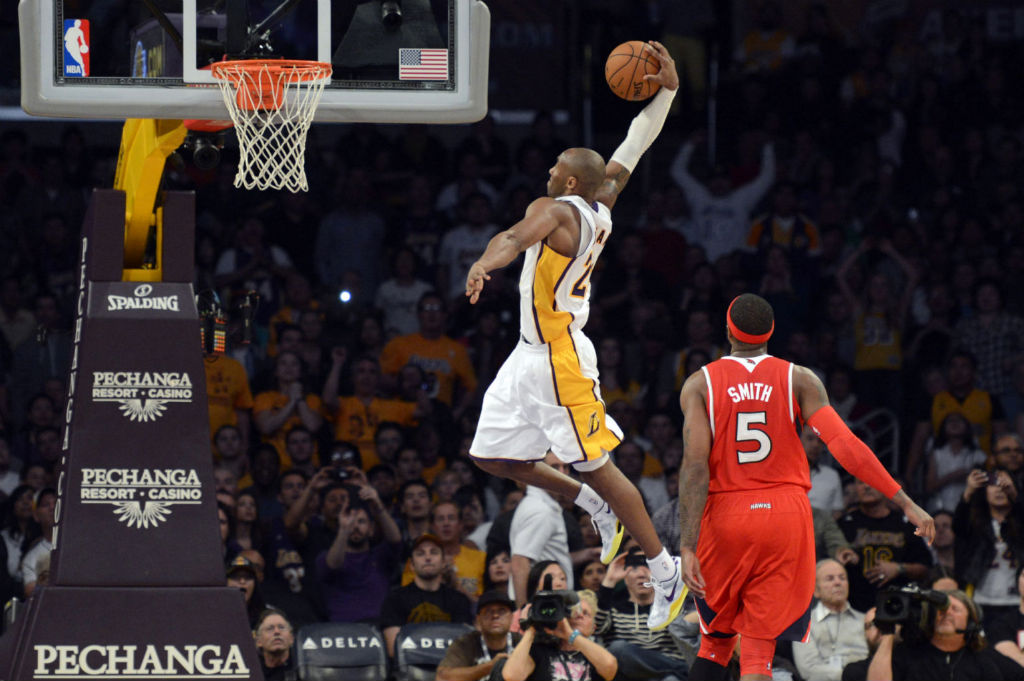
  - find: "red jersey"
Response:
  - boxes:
[701,354,809,494]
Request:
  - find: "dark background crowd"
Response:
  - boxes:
[2,1,1024,679]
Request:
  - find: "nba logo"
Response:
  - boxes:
[63,19,90,77]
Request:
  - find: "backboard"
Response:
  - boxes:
[20,0,490,124]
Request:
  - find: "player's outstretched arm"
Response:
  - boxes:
[678,371,712,597]
[595,41,678,210]
[465,197,573,304]
[794,366,935,544]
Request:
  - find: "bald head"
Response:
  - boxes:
[560,148,606,201]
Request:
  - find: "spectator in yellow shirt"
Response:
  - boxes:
[265,272,318,357]
[214,424,253,489]
[204,354,254,451]
[253,351,324,467]
[380,292,478,419]
[321,349,429,469]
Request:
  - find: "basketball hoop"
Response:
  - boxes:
[210,59,332,192]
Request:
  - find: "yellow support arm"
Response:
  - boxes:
[113,119,187,279]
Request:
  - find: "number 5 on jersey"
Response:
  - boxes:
[736,411,772,463]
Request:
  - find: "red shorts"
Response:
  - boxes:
[694,487,815,641]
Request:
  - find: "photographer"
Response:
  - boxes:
[865,589,1016,680]
[492,580,617,681]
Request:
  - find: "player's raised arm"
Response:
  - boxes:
[677,371,712,597]
[595,41,678,210]
[794,366,935,544]
[465,197,574,304]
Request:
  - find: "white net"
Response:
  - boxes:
[211,60,331,193]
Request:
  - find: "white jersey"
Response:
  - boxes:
[518,195,613,345]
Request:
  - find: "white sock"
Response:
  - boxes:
[574,483,605,516]
[647,548,675,583]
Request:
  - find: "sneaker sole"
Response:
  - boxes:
[599,520,624,565]
[648,583,689,631]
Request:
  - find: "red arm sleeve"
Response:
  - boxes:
[807,406,901,499]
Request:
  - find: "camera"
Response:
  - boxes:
[875,585,950,643]
[523,574,578,632]
[184,131,227,171]
[381,0,402,28]
[624,547,647,569]
[196,290,226,356]
[328,446,360,481]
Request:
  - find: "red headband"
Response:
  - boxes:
[727,297,774,345]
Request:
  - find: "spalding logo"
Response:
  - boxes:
[106,283,180,312]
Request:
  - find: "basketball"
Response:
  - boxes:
[605,41,661,101]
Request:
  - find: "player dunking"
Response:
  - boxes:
[465,41,685,631]
[678,294,934,681]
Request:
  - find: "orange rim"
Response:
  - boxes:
[210,59,332,83]
[210,59,331,112]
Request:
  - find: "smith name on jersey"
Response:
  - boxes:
[702,355,810,494]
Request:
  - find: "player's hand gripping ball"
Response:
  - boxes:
[605,40,661,101]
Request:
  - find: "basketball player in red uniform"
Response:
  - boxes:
[677,294,933,681]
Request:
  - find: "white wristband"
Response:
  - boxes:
[610,86,677,173]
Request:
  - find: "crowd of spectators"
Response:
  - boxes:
[2,2,1024,679]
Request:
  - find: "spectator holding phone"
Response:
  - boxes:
[315,467,402,623]
[594,547,690,680]
[954,468,1024,635]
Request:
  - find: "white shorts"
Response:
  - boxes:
[470,331,623,468]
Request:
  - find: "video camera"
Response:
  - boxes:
[522,574,578,633]
[875,585,950,643]
[380,0,403,28]
[196,289,259,356]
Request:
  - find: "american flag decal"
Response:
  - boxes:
[398,48,449,80]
